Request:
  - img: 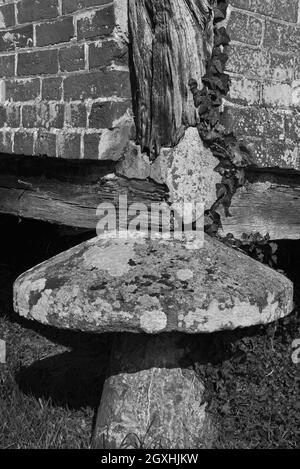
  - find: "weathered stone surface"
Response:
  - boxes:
[14,235,293,334]
[97,113,135,161]
[150,128,221,209]
[116,142,151,180]
[93,333,215,449]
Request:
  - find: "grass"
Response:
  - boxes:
[0,216,106,449]
[0,215,299,449]
[0,316,95,449]
[196,310,300,449]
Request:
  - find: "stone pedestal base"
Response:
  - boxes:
[92,333,216,449]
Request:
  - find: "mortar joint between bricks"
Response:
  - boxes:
[58,0,63,17]
[0,36,117,58]
[260,16,266,49]
[33,23,37,48]
[11,129,16,153]
[84,43,89,71]
[13,2,17,26]
[229,4,300,27]
[80,131,84,159]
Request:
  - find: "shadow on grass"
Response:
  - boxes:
[16,344,108,411]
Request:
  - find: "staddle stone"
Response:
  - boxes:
[14,235,293,334]
[13,235,294,449]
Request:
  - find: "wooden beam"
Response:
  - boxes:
[219,168,300,240]
[0,155,168,228]
[1,155,300,240]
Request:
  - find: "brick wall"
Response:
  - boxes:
[223,0,300,169]
[0,0,132,159]
[0,1,299,168]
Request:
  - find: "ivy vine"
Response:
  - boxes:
[189,0,254,236]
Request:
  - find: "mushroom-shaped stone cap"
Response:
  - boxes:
[14,235,293,334]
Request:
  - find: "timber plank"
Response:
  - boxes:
[220,169,300,240]
[0,175,168,229]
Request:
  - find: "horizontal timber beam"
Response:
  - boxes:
[1,155,300,240]
[0,155,168,229]
[219,167,300,240]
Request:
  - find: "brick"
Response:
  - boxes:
[256,0,298,22]
[227,10,263,46]
[0,3,15,29]
[42,77,63,100]
[14,130,34,155]
[229,0,299,23]
[244,137,299,169]
[84,132,100,159]
[62,0,111,15]
[0,55,15,78]
[76,6,115,41]
[226,43,270,78]
[292,80,300,108]
[65,103,87,127]
[0,130,13,153]
[22,103,64,129]
[269,53,294,83]
[262,82,292,108]
[59,45,85,72]
[64,70,131,100]
[57,133,81,159]
[227,76,261,105]
[89,100,131,128]
[21,104,35,127]
[5,78,40,101]
[0,25,33,52]
[221,105,284,139]
[36,17,74,47]
[6,104,20,127]
[264,20,300,54]
[17,0,59,24]
[229,0,253,10]
[17,49,58,76]
[284,113,300,142]
[35,130,56,156]
[89,40,128,69]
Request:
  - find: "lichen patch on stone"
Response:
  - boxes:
[31,289,53,324]
[140,310,168,334]
[83,242,136,277]
[14,277,46,318]
[179,293,282,333]
[176,269,194,281]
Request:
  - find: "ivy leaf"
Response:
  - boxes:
[236,168,245,187]
[214,27,230,47]
[207,108,220,126]
[212,59,224,74]
[193,90,205,108]
[213,48,228,67]
[216,183,227,199]
[198,101,210,115]
[231,141,254,166]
